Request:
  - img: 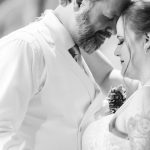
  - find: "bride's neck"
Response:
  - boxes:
[140,75,150,86]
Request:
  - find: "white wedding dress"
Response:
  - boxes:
[82,85,150,150]
[82,114,131,150]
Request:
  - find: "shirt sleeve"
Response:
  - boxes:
[0,38,45,149]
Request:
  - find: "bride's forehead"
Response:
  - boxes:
[117,17,124,36]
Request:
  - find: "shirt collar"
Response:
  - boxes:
[41,10,75,51]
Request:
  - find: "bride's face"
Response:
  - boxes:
[115,17,145,79]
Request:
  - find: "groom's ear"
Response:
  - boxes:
[144,33,150,54]
[73,0,83,11]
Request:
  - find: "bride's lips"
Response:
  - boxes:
[120,60,124,64]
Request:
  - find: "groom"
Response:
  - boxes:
[0,0,138,150]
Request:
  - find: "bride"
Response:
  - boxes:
[82,1,150,150]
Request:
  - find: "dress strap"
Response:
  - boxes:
[109,117,129,140]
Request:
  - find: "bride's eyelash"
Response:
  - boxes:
[118,39,124,45]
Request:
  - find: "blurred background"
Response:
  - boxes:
[0,0,121,69]
[0,0,59,37]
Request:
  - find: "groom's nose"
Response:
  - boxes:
[110,17,118,35]
[111,27,117,35]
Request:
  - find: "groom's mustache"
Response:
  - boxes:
[96,30,112,40]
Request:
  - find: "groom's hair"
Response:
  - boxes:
[59,0,97,7]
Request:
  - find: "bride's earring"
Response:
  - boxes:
[144,33,150,54]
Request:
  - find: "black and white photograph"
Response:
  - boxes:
[0,0,150,150]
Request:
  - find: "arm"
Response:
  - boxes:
[82,50,113,86]
[100,69,139,99]
[0,38,41,149]
[82,50,139,98]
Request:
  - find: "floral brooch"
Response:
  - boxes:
[107,85,127,113]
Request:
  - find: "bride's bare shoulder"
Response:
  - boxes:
[132,85,150,112]
[134,85,150,98]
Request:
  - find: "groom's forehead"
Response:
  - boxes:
[104,0,130,14]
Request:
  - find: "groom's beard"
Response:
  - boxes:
[74,7,108,54]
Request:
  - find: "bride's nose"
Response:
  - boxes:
[114,46,121,57]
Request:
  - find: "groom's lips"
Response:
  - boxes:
[104,31,112,38]
[95,31,112,45]
[99,30,112,38]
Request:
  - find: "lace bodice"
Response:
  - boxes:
[82,85,150,150]
[82,115,130,150]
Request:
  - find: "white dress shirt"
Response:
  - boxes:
[0,26,47,149]
[0,10,102,150]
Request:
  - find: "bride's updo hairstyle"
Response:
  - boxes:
[122,0,150,35]
[119,0,150,77]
